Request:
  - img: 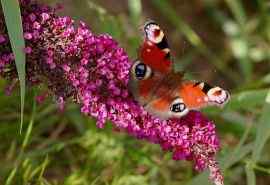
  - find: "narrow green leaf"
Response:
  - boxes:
[1,0,26,133]
[226,89,268,110]
[128,0,142,25]
[22,99,36,150]
[225,0,252,80]
[221,143,254,170]
[185,173,209,185]
[225,0,246,28]
[151,0,203,48]
[252,103,270,162]
[245,163,256,185]
[90,176,101,185]
[38,155,49,181]
[5,167,17,185]
[22,162,32,183]
[265,89,270,103]
[262,73,270,84]
[236,52,252,81]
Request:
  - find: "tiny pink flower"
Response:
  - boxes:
[28,13,36,22]
[36,92,48,104]
[33,21,41,29]
[41,12,50,22]
[46,57,53,64]
[24,32,32,40]
[0,34,6,44]
[62,64,70,72]
[23,46,32,54]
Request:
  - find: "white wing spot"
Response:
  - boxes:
[207,87,230,105]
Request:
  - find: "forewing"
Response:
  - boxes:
[140,21,172,73]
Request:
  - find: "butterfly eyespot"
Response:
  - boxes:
[169,97,189,117]
[171,103,186,112]
[131,60,152,80]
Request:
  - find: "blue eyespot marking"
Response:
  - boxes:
[135,63,146,79]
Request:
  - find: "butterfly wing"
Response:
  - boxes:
[145,80,230,119]
[140,21,172,73]
[129,21,174,108]
[130,66,188,120]
[130,71,230,120]
[129,61,169,107]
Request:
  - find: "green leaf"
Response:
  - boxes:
[225,0,246,28]
[225,89,268,110]
[252,103,270,162]
[224,0,252,80]
[151,0,203,48]
[221,142,254,170]
[185,173,210,185]
[265,89,270,103]
[22,99,36,150]
[128,0,142,26]
[245,162,256,185]
[262,73,270,84]
[38,155,49,181]
[5,167,17,185]
[1,0,26,133]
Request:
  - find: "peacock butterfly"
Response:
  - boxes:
[129,21,230,120]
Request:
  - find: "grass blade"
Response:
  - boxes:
[225,0,246,27]
[226,89,268,110]
[245,163,256,185]
[22,99,36,150]
[252,102,270,162]
[5,167,17,185]
[1,0,26,133]
[128,0,142,26]
[38,155,49,181]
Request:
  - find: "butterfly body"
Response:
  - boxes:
[129,21,230,120]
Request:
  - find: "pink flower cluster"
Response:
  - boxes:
[0,1,224,184]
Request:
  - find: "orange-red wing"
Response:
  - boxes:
[138,78,155,99]
[179,82,208,109]
[140,41,172,73]
[150,96,172,111]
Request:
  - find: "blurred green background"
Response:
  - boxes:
[1,0,270,185]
